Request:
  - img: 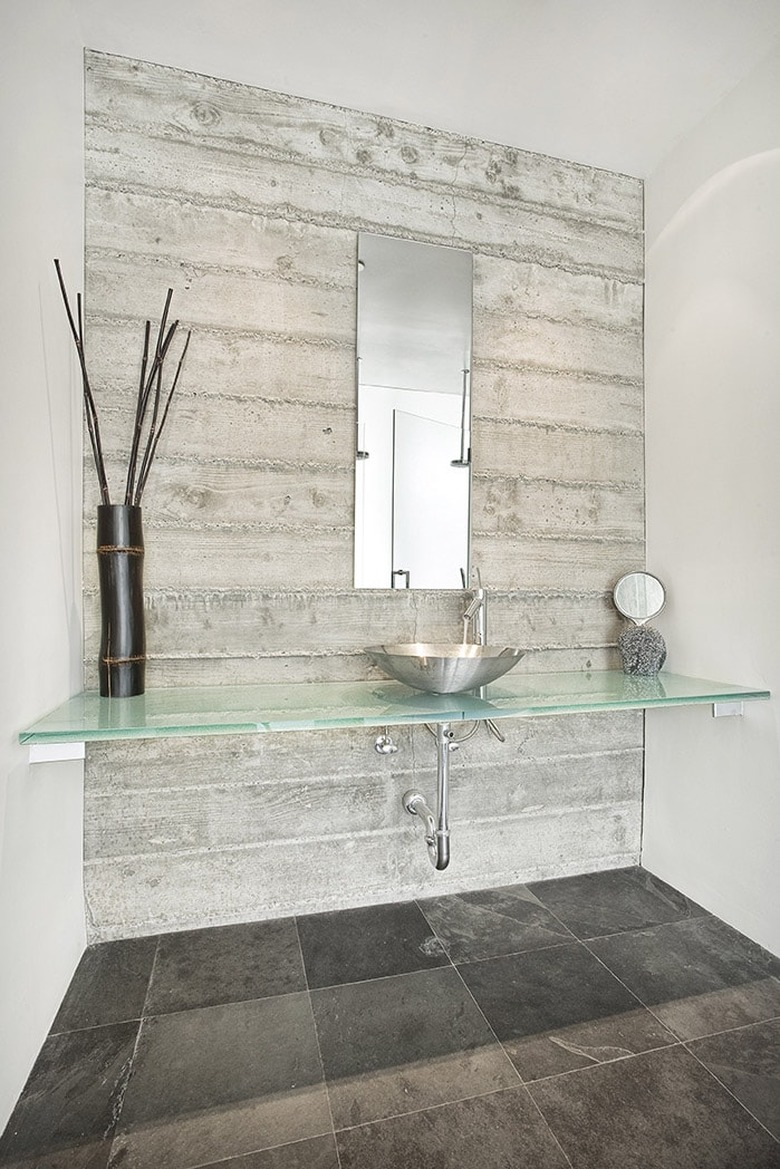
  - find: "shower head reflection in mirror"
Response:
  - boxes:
[353,233,473,589]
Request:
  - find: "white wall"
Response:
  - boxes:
[644,46,780,956]
[0,0,87,1129]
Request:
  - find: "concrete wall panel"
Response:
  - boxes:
[83,51,644,936]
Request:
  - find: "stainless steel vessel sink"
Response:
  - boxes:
[364,642,525,694]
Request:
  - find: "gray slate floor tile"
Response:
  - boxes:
[311,966,518,1128]
[144,917,306,1015]
[335,1087,570,1168]
[195,1134,340,1168]
[0,1022,138,1169]
[297,900,448,988]
[111,993,330,1169]
[529,1044,780,1168]
[50,936,157,1032]
[527,865,707,939]
[458,941,675,1081]
[589,914,780,1039]
[3,869,777,1169]
[418,883,574,962]
[688,1018,780,1140]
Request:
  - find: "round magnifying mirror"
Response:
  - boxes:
[613,571,666,626]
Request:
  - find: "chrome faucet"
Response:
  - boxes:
[462,568,487,645]
[462,570,506,743]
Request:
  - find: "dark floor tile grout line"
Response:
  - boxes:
[412,896,457,949]
[522,888,713,947]
[300,988,342,1167]
[410,921,547,1127]
[523,1082,576,1169]
[66,935,164,1155]
[104,981,152,1158]
[47,1012,145,1039]
[139,985,312,1023]
[304,935,613,1161]
[330,1081,546,1136]
[291,914,313,994]
[296,921,459,993]
[410,886,696,1100]
[524,1036,688,1088]
[139,933,163,1019]
[102,935,164,1148]
[573,910,714,945]
[455,938,583,968]
[434,939,580,1164]
[413,896,576,967]
[580,930,780,1048]
[506,900,586,949]
[577,934,677,1037]
[413,896,459,964]
[582,927,718,1056]
[684,1040,780,1146]
[315,964,456,994]
[290,914,346,1167]
[445,959,524,1085]
[682,1010,780,1045]
[171,1130,338,1169]
[420,891,580,941]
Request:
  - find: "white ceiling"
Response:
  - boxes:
[70,0,780,177]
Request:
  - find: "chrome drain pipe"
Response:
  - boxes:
[403,722,454,870]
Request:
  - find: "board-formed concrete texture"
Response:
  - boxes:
[83,51,644,939]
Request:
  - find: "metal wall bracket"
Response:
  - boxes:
[712,701,745,718]
[28,742,86,764]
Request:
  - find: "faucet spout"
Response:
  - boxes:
[462,593,483,621]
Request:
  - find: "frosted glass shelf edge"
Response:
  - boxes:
[20,671,770,751]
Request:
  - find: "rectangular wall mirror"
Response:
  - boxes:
[353,232,473,589]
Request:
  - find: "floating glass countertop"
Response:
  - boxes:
[19,671,770,746]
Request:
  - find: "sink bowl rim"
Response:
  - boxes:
[364,642,524,660]
[364,642,526,694]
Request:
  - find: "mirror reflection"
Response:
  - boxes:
[354,233,473,589]
[613,572,666,625]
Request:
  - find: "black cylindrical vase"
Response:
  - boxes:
[97,504,146,697]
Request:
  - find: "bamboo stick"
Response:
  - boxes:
[53,260,111,505]
[53,264,190,509]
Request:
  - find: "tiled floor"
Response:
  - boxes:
[2,867,779,1168]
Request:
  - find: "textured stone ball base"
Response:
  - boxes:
[618,624,667,676]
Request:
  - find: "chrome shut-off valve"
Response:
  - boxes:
[374,727,399,755]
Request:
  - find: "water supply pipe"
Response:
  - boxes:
[402,721,454,870]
